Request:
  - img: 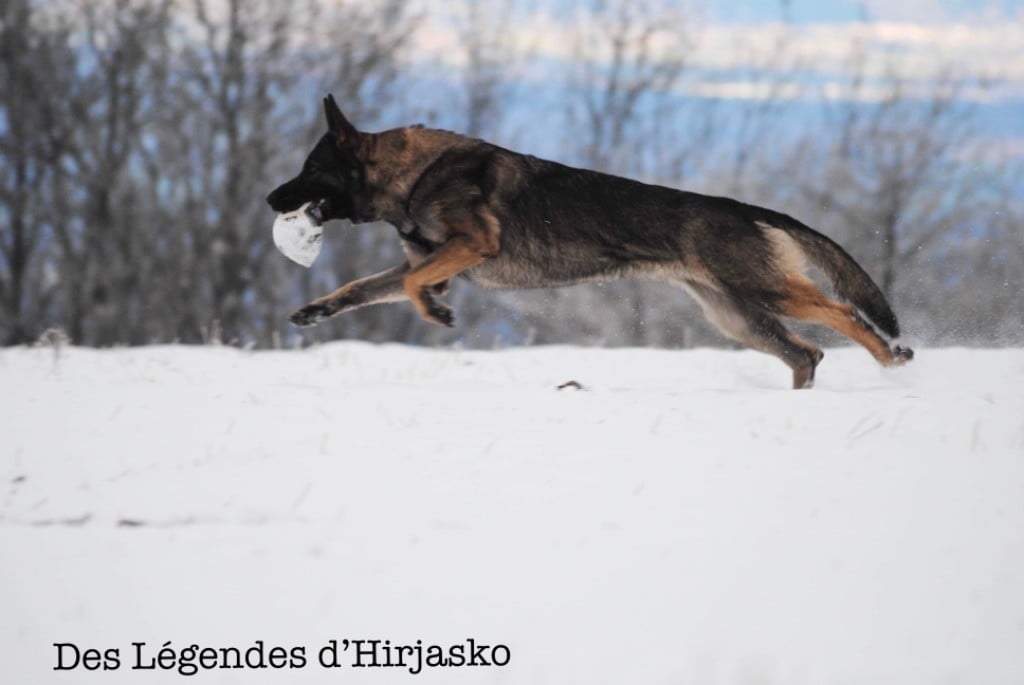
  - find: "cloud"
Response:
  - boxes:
[406,3,1024,104]
[690,20,1024,102]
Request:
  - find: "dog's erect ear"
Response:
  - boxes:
[323,93,359,146]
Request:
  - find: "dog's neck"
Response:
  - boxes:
[361,126,473,223]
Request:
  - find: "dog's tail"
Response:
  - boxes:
[777,220,900,338]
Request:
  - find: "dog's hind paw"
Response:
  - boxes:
[289,303,331,327]
[893,345,914,364]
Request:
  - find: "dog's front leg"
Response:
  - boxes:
[290,263,411,327]
[403,234,493,327]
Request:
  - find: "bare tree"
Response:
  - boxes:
[147,0,414,346]
[779,56,1003,347]
[157,0,290,344]
[26,0,173,345]
[521,0,696,347]
[0,0,63,343]
[450,0,522,139]
[910,165,1024,344]
[283,0,424,347]
[2,1,1019,349]
[568,0,691,176]
[815,80,976,293]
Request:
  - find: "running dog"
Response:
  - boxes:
[267,94,913,388]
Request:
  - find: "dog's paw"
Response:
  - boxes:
[289,303,331,327]
[423,299,455,328]
[893,345,914,364]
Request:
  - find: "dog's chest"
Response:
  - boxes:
[386,208,446,258]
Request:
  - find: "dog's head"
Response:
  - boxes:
[266,94,366,223]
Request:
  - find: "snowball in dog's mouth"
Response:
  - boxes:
[272,200,325,268]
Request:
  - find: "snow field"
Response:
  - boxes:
[2,343,1023,683]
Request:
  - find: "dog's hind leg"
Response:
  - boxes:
[683,281,824,389]
[777,276,913,367]
[289,263,411,327]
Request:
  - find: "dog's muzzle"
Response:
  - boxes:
[272,199,326,267]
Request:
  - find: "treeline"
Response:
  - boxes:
[1,0,1021,349]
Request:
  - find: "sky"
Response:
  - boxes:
[701,0,1023,23]
[406,0,1024,162]
[413,0,1024,97]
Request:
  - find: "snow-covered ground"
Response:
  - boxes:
[2,343,1023,684]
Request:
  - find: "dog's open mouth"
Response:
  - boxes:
[272,199,327,268]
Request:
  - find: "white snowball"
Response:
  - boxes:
[272,202,324,268]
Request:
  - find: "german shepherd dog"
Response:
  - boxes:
[267,95,913,388]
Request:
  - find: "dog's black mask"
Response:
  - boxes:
[266,95,366,223]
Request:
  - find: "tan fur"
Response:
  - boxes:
[759,223,910,373]
[403,235,487,324]
[365,127,468,197]
[641,257,720,289]
[760,224,808,278]
[679,282,745,335]
[780,277,907,366]
[474,205,502,257]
